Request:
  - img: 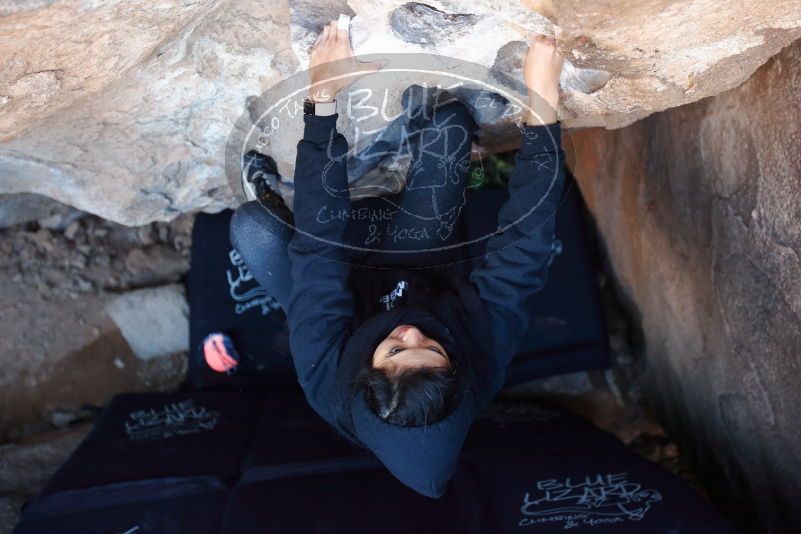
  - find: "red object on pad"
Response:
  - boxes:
[203,333,239,373]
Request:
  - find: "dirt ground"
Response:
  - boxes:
[0,212,195,442]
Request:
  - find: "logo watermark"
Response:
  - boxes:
[225,53,574,267]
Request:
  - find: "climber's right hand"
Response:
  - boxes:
[308,19,385,103]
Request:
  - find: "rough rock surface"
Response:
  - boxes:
[0,194,82,229]
[1,0,298,225]
[105,285,190,361]
[2,0,801,224]
[569,39,801,531]
[0,213,192,441]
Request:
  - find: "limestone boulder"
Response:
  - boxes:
[0,193,81,229]
[0,0,298,225]
[569,39,801,530]
[1,0,800,225]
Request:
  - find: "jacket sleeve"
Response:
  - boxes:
[469,122,565,369]
[286,113,355,423]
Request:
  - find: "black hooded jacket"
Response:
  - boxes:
[286,112,565,498]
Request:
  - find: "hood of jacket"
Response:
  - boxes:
[333,290,497,497]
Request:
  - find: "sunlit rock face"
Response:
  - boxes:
[0,0,295,225]
[1,0,800,224]
[569,39,801,531]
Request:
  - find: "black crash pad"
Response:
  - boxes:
[185,177,608,391]
[15,390,736,534]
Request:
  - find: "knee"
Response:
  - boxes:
[229,201,291,254]
[439,100,468,115]
[438,100,469,119]
[230,203,257,255]
[434,101,474,132]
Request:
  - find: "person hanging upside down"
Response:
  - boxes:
[230,19,566,497]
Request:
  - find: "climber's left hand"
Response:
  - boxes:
[308,19,384,102]
[523,34,564,125]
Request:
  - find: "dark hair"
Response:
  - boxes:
[352,366,460,426]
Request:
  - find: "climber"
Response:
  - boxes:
[229,17,565,498]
